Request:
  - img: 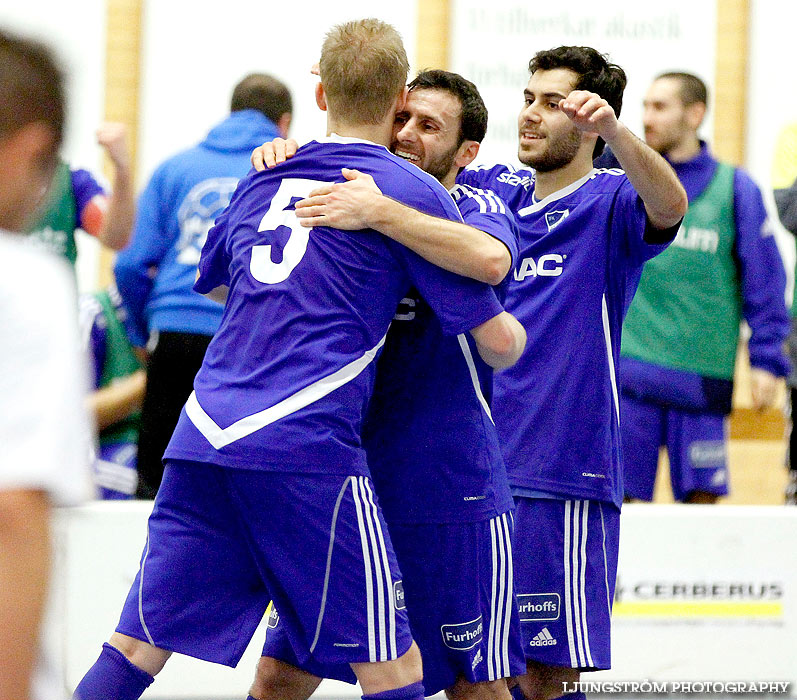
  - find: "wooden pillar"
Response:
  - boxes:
[99,0,143,286]
[713,0,749,166]
[416,0,451,71]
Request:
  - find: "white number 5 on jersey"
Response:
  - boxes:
[250,178,327,284]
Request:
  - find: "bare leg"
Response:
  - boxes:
[108,632,172,676]
[445,676,511,700]
[249,656,322,700]
[351,641,423,695]
[685,490,718,504]
[515,661,579,700]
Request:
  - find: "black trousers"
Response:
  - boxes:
[136,331,213,498]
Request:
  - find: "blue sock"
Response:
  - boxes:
[510,684,526,700]
[73,642,155,700]
[362,681,425,700]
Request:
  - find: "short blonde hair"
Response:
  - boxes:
[320,18,409,125]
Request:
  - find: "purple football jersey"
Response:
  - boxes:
[164,137,504,474]
[459,164,671,507]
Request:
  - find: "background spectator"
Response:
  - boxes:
[114,73,292,498]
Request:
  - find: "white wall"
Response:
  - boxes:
[137,1,418,186]
[0,1,107,292]
[0,1,106,169]
[450,0,716,168]
[747,0,797,289]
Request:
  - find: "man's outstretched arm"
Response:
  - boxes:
[295,169,512,285]
[251,141,512,285]
[562,90,688,229]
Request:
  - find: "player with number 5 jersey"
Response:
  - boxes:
[165,136,507,472]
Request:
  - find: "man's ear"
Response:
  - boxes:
[277,113,292,138]
[455,140,480,170]
[685,101,706,131]
[395,85,409,114]
[315,82,327,112]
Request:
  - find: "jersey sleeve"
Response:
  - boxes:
[383,171,506,335]
[733,169,791,376]
[458,163,535,204]
[611,175,675,265]
[388,241,505,335]
[452,183,520,265]
[72,168,107,233]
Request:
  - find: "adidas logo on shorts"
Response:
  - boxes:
[529,627,557,647]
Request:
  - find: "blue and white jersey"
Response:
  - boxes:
[365,184,519,524]
[459,164,673,507]
[164,137,504,475]
[450,183,519,305]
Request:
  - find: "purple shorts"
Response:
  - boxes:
[116,460,412,667]
[512,497,619,670]
[262,511,525,695]
[621,394,728,501]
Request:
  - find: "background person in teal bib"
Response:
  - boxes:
[598,71,790,503]
[25,122,134,267]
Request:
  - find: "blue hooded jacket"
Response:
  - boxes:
[115,109,282,346]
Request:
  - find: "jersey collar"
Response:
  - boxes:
[518,168,597,216]
[317,133,390,151]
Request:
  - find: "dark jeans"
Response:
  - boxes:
[136,331,213,498]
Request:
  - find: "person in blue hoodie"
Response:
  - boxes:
[115,73,292,498]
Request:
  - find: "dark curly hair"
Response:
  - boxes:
[529,46,626,157]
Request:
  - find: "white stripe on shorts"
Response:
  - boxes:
[487,517,498,679]
[600,502,612,621]
[493,515,507,678]
[571,501,587,667]
[362,477,398,660]
[580,502,594,667]
[357,477,387,660]
[563,501,577,666]
[487,513,514,679]
[564,500,595,668]
[138,525,156,646]
[499,513,514,675]
[351,477,377,661]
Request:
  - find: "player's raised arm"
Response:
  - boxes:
[295,169,512,285]
[562,90,687,229]
[94,122,135,250]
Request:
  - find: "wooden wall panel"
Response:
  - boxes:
[416,0,450,71]
[100,0,143,286]
[713,0,748,165]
